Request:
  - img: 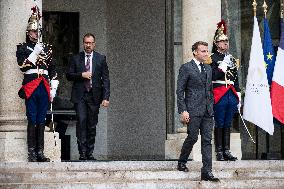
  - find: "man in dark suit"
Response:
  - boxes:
[176,41,219,182]
[66,33,110,161]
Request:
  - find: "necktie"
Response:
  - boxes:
[85,55,91,92]
[200,63,206,83]
[200,63,205,74]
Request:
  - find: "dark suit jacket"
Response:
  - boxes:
[176,59,214,117]
[66,51,110,105]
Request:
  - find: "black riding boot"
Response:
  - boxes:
[27,122,37,162]
[214,128,225,161]
[36,123,50,162]
[223,127,237,161]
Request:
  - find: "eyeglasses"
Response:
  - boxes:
[84,42,95,45]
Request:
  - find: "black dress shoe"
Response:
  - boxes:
[216,152,225,161]
[177,162,189,172]
[87,155,96,160]
[28,150,38,162]
[37,151,50,162]
[37,156,50,162]
[201,172,220,182]
[223,150,238,161]
[79,155,87,161]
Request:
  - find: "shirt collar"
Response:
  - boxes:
[84,51,93,57]
[193,58,202,66]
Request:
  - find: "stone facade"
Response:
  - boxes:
[0,0,282,162]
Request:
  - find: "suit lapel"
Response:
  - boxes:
[80,52,85,71]
[92,51,97,74]
[204,64,209,81]
[190,60,202,80]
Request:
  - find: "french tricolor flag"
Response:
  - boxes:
[271,21,284,124]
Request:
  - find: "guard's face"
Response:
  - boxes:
[27,30,38,42]
[216,40,229,52]
[83,36,96,54]
[194,45,209,63]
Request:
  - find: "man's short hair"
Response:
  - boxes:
[83,33,96,42]
[192,41,208,52]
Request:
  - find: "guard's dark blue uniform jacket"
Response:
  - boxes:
[210,51,240,104]
[16,40,57,125]
[210,51,240,129]
[16,40,57,100]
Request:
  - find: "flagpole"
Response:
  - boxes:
[251,0,258,159]
[252,0,257,17]
[261,1,281,160]
[262,1,268,18]
[281,0,284,161]
[262,0,270,160]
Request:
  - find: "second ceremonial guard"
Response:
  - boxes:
[16,7,59,162]
[210,20,240,161]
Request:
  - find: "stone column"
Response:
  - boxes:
[182,0,221,62]
[0,0,60,162]
[0,0,33,131]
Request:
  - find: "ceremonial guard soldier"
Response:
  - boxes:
[210,20,241,161]
[16,7,59,162]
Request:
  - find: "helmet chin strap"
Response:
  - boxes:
[216,43,228,54]
[28,34,38,43]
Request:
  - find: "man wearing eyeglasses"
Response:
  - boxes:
[66,33,110,161]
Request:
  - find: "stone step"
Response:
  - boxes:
[1,169,284,184]
[1,179,284,189]
[0,161,283,188]
[0,160,283,172]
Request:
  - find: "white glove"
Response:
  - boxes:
[50,88,56,102]
[50,80,59,102]
[34,43,44,55]
[223,55,231,64]
[237,92,241,111]
[218,61,228,73]
[50,80,59,90]
[27,43,44,65]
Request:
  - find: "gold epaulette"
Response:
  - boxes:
[235,58,240,70]
[19,58,33,69]
[19,63,32,69]
[204,53,213,64]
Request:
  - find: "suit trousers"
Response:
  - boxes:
[75,90,100,156]
[178,115,213,173]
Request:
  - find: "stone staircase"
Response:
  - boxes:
[0,160,283,189]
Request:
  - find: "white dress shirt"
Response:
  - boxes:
[193,58,203,73]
